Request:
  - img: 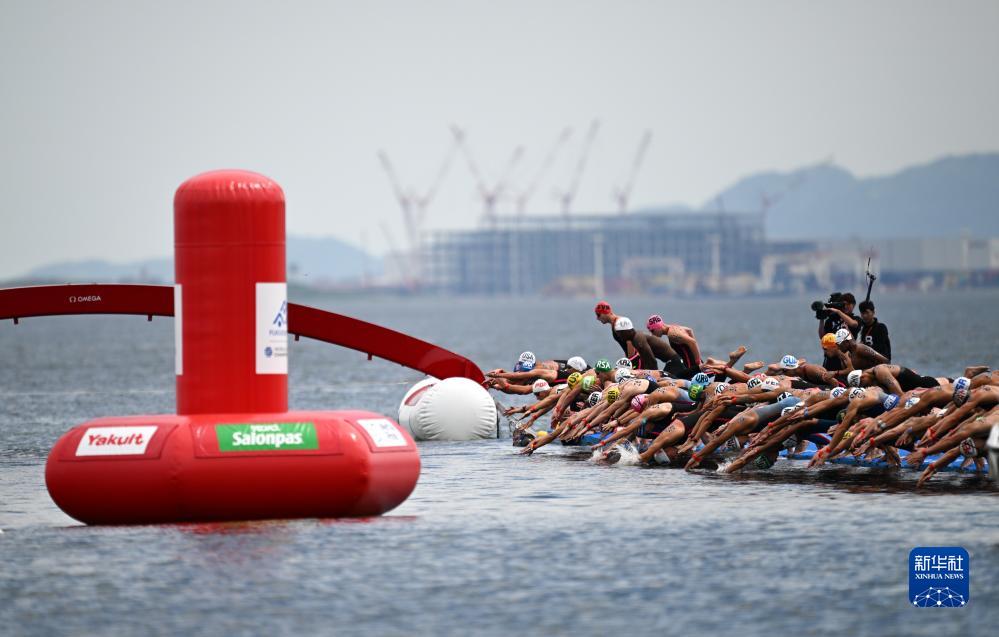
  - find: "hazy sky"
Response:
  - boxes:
[1,0,997,278]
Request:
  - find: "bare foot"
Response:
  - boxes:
[727,346,748,367]
[964,365,989,378]
[742,361,764,372]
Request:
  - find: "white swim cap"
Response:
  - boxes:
[614,367,633,383]
[531,379,550,394]
[780,354,799,370]
[566,356,587,372]
[904,396,921,410]
[715,383,731,395]
[762,377,782,391]
[848,387,866,401]
[830,387,847,399]
[747,374,765,389]
[777,391,794,402]
[847,370,863,387]
[615,357,633,369]
[780,406,798,417]
[835,329,852,344]
[613,316,634,331]
[587,391,602,407]
[519,351,536,365]
[952,376,971,406]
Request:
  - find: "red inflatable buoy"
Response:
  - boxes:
[45,170,420,524]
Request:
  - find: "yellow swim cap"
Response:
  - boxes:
[534,429,548,438]
[606,386,621,404]
[821,333,837,350]
[567,372,583,388]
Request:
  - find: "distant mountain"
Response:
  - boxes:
[705,153,999,239]
[18,235,382,284]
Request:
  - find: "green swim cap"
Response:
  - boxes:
[581,375,597,391]
[688,383,705,401]
[595,359,612,373]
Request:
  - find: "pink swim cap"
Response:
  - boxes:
[647,314,664,330]
[631,394,648,413]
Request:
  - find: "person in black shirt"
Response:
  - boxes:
[819,292,860,370]
[857,300,891,361]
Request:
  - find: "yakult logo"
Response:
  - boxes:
[75,426,158,456]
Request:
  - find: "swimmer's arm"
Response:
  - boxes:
[492,369,554,383]
[917,448,963,487]
[488,379,535,395]
[552,385,582,421]
[718,366,749,383]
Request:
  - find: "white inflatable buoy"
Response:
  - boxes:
[398,377,498,441]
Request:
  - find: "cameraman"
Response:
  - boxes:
[818,292,860,370]
[857,300,891,361]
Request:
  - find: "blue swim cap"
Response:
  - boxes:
[883,394,900,411]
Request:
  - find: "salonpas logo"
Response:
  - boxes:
[216,422,319,452]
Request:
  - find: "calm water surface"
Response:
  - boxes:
[1,290,997,636]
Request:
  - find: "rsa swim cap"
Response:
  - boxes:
[567,356,588,372]
[614,368,633,383]
[631,394,648,413]
[595,301,613,316]
[821,333,837,350]
[615,357,633,369]
[595,359,612,373]
[581,375,597,392]
[780,354,799,370]
[835,328,852,344]
[952,376,971,406]
[847,370,863,387]
[613,316,634,331]
[587,391,603,407]
[688,383,705,401]
[647,314,664,330]
[605,386,621,404]
[532,379,551,394]
[566,372,583,388]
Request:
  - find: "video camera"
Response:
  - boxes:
[811,292,847,320]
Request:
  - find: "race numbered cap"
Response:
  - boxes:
[630,394,648,413]
[566,372,583,388]
[605,386,621,404]
[615,357,633,369]
[688,383,705,401]
[614,368,633,383]
[830,387,847,398]
[835,328,852,344]
[883,394,900,411]
[952,376,971,406]
[587,391,602,407]
[595,359,613,373]
[531,379,551,394]
[762,377,782,391]
[581,375,597,392]
[848,387,866,401]
[780,354,799,370]
[821,333,837,350]
[647,314,664,329]
[594,301,613,315]
[566,356,588,372]
[613,316,634,332]
[691,372,713,386]
[904,396,921,410]
[847,370,863,387]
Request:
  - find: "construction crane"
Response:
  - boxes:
[376,133,460,285]
[513,127,573,216]
[451,125,524,226]
[612,129,653,214]
[554,119,600,217]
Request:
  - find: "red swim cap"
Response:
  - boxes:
[594,301,612,315]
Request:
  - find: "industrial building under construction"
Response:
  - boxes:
[422,210,765,295]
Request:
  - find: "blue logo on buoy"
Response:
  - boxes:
[909,547,969,607]
[264,346,273,358]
